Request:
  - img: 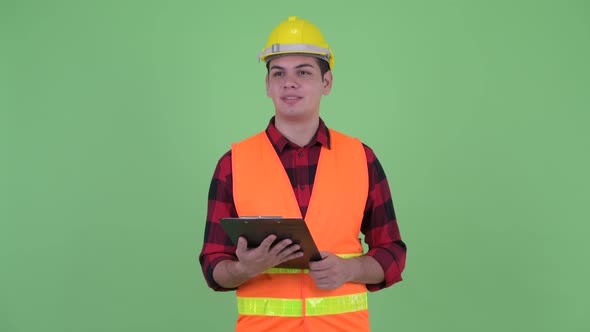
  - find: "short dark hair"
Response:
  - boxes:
[316,58,331,78]
[266,57,331,80]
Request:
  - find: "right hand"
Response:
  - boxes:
[234,235,303,278]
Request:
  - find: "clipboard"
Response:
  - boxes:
[219,217,322,269]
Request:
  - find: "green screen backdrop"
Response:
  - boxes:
[1,0,589,331]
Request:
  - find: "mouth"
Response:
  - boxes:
[281,95,302,105]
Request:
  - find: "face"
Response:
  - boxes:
[265,55,333,122]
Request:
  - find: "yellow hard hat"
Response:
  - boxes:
[258,16,334,70]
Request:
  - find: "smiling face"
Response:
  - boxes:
[265,55,333,122]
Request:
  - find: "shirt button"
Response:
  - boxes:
[298,151,304,157]
[300,185,305,190]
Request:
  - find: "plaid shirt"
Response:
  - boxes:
[199,118,406,291]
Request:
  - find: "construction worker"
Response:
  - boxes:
[199,16,407,332]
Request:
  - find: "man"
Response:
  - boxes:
[199,16,406,332]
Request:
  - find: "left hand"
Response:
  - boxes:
[309,252,356,290]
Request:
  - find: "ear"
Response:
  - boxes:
[322,71,333,96]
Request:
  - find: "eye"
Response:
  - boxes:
[272,71,285,77]
[298,70,310,76]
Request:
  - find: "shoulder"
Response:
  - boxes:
[359,143,389,184]
[361,143,378,165]
[212,149,232,182]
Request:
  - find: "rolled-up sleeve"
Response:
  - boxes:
[198,151,239,291]
[361,145,407,291]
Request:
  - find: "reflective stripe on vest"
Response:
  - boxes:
[237,293,368,317]
[264,253,362,274]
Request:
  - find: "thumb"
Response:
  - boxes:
[319,251,332,259]
[237,237,248,252]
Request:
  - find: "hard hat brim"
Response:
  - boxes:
[258,43,330,62]
[262,52,331,65]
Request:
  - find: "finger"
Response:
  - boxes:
[310,275,336,290]
[275,242,300,257]
[279,250,304,263]
[309,269,331,280]
[309,257,331,271]
[311,274,342,290]
[283,244,302,256]
[315,282,338,290]
[309,251,334,269]
[269,239,293,256]
[257,234,277,251]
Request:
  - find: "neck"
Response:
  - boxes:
[274,115,320,147]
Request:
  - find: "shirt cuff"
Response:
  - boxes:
[203,254,238,292]
[364,247,403,292]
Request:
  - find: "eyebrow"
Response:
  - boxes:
[269,63,316,71]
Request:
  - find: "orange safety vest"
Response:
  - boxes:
[231,129,370,332]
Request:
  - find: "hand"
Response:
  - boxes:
[309,252,357,290]
[234,235,303,278]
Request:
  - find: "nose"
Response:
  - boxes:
[282,74,299,89]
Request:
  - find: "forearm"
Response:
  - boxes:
[361,145,407,289]
[212,259,255,289]
[349,255,385,285]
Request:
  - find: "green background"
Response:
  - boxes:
[1,0,589,331]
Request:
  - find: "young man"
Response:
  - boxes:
[199,16,406,332]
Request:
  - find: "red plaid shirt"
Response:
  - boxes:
[199,118,406,291]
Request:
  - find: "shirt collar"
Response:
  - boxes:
[265,116,331,153]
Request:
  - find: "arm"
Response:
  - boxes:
[198,151,240,291]
[212,260,249,290]
[361,145,407,291]
[349,255,384,284]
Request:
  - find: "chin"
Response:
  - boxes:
[286,109,304,116]
[277,108,304,117]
